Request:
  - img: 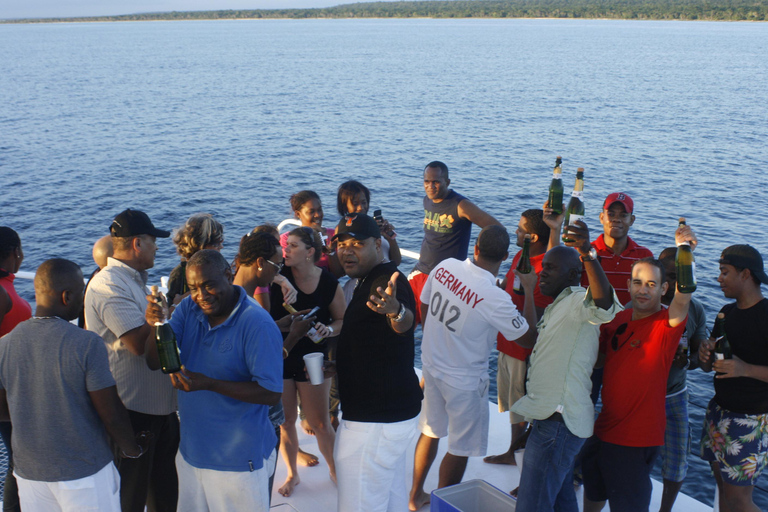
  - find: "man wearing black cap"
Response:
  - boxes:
[331,214,422,512]
[699,244,768,512]
[84,209,178,512]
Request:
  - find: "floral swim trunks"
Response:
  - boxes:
[700,398,768,486]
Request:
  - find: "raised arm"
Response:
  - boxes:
[542,201,565,252]
[458,199,502,228]
[564,220,613,310]
[668,224,697,328]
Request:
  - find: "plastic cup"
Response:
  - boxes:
[303,353,325,385]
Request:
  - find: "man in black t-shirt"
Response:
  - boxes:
[332,214,422,512]
[699,244,768,512]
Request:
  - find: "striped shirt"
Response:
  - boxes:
[581,235,653,305]
[84,257,176,415]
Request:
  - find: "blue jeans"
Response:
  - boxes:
[516,418,586,512]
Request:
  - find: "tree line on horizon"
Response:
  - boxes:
[4,0,767,23]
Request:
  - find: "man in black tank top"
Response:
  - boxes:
[409,160,502,324]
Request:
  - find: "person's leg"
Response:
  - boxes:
[659,391,689,512]
[408,434,439,511]
[268,424,281,503]
[516,419,585,512]
[602,444,658,512]
[0,422,20,512]
[56,462,122,512]
[581,437,607,512]
[115,410,159,512]
[278,380,301,497]
[146,412,179,512]
[721,482,761,512]
[438,454,468,488]
[296,378,336,482]
[175,451,208,512]
[484,353,528,465]
[15,471,63,512]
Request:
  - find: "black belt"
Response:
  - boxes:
[545,412,565,423]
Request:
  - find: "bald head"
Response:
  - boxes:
[549,245,582,271]
[34,259,85,319]
[539,246,583,298]
[92,235,114,269]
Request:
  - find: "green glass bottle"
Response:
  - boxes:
[513,234,532,295]
[713,313,732,361]
[562,168,585,244]
[546,156,564,215]
[151,286,182,374]
[675,217,697,294]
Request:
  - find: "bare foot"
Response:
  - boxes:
[510,486,519,498]
[278,475,300,497]
[409,490,430,511]
[483,451,517,465]
[297,448,319,467]
[330,471,337,485]
[301,418,315,436]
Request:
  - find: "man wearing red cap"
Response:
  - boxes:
[582,192,653,305]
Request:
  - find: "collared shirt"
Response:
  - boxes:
[582,235,653,305]
[512,286,621,438]
[84,257,176,415]
[169,286,283,471]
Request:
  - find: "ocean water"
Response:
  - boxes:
[1,18,767,507]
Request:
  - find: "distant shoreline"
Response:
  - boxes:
[3,0,767,24]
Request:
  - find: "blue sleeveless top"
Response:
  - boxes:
[415,190,472,274]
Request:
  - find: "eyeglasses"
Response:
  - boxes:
[610,323,638,351]
[266,259,283,272]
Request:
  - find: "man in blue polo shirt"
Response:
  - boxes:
[145,250,283,512]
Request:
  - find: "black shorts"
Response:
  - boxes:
[581,436,659,511]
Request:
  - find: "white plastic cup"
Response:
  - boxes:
[303,353,325,385]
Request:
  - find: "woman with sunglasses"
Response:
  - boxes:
[271,227,345,498]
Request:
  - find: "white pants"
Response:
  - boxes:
[334,416,418,512]
[15,461,120,512]
[176,449,275,512]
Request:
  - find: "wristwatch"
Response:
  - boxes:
[580,248,598,262]
[388,303,407,323]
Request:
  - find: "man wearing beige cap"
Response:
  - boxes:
[85,209,178,512]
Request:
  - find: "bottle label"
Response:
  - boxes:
[512,275,523,294]
[715,353,725,361]
[568,214,585,226]
[678,332,689,350]
[571,190,583,199]
[553,171,562,179]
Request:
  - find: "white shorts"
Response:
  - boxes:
[15,461,120,512]
[176,449,275,512]
[419,368,490,457]
[496,352,528,424]
[334,416,418,512]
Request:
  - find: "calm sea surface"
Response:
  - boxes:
[1,18,767,507]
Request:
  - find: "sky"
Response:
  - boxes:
[1,0,366,20]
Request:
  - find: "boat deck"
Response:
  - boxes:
[270,398,713,511]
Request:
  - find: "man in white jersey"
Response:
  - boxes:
[408,225,538,511]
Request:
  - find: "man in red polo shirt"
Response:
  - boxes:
[484,209,553,466]
[583,192,653,305]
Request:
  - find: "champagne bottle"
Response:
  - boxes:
[513,234,532,295]
[546,156,564,215]
[562,168,585,243]
[675,217,697,293]
[151,286,182,374]
[283,303,324,344]
[713,313,732,361]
